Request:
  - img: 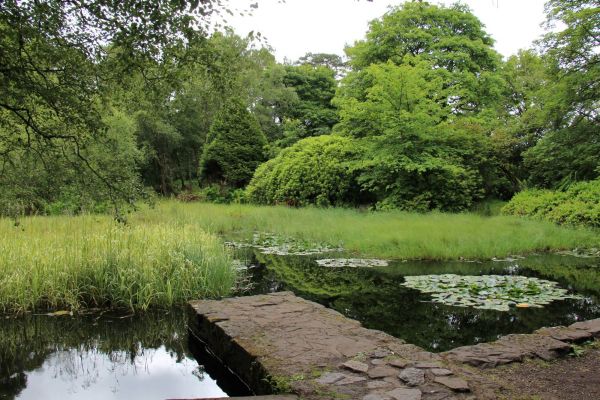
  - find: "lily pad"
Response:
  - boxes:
[402,274,583,312]
[226,232,343,256]
[315,258,389,268]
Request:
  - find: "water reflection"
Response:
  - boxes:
[241,250,600,352]
[0,311,229,400]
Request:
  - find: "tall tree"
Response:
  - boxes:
[200,98,267,188]
[522,0,599,188]
[332,1,503,210]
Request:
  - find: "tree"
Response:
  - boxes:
[521,0,600,188]
[0,0,228,212]
[347,1,499,73]
[200,98,267,188]
[345,1,502,117]
[297,52,348,78]
[278,64,339,142]
[335,62,491,210]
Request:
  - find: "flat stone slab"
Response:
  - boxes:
[442,333,572,368]
[570,318,600,337]
[535,326,593,342]
[188,292,472,400]
[398,367,425,386]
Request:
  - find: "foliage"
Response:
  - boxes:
[0,0,228,209]
[346,1,502,116]
[502,180,600,227]
[0,216,236,313]
[402,274,581,312]
[510,0,600,189]
[0,109,144,218]
[297,52,348,78]
[200,98,267,188]
[281,64,339,137]
[524,120,600,187]
[334,60,497,211]
[347,1,499,72]
[246,135,365,207]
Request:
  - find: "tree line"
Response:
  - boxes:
[0,0,598,216]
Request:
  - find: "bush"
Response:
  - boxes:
[503,180,600,227]
[246,135,365,206]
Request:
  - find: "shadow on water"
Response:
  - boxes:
[239,250,600,352]
[0,310,250,400]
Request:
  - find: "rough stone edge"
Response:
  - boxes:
[442,318,600,368]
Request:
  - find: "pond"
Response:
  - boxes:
[0,310,250,400]
[2,251,598,398]
[239,250,600,352]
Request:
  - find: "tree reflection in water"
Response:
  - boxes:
[0,311,226,400]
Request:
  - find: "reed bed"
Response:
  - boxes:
[135,201,600,260]
[0,215,235,313]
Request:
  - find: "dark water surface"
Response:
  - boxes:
[241,250,600,352]
[0,310,246,400]
[2,253,599,398]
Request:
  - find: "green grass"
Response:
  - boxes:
[133,201,599,260]
[2,200,598,313]
[0,215,235,313]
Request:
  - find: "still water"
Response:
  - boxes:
[242,251,600,352]
[0,311,239,400]
[1,252,599,398]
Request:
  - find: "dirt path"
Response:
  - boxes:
[466,346,600,400]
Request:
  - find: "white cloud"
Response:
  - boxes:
[223,0,548,61]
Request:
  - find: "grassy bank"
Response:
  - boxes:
[135,201,599,260]
[0,215,235,313]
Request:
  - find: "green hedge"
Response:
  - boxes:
[502,180,600,227]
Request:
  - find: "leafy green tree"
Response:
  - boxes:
[524,121,600,187]
[135,112,182,195]
[200,98,267,188]
[0,0,229,211]
[521,0,599,188]
[345,1,502,117]
[347,1,499,73]
[276,63,339,145]
[297,52,348,78]
[334,60,495,210]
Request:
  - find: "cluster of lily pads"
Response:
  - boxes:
[402,274,583,312]
[556,248,600,258]
[315,258,389,268]
[225,232,343,256]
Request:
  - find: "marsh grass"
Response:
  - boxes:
[0,215,235,313]
[2,201,598,313]
[136,201,600,260]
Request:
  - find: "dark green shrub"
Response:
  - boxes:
[503,180,600,227]
[246,135,365,206]
[200,98,267,188]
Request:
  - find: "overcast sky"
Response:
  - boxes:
[223,0,548,62]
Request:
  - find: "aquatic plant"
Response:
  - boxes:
[226,232,343,256]
[315,259,389,268]
[402,274,583,311]
[0,216,236,313]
